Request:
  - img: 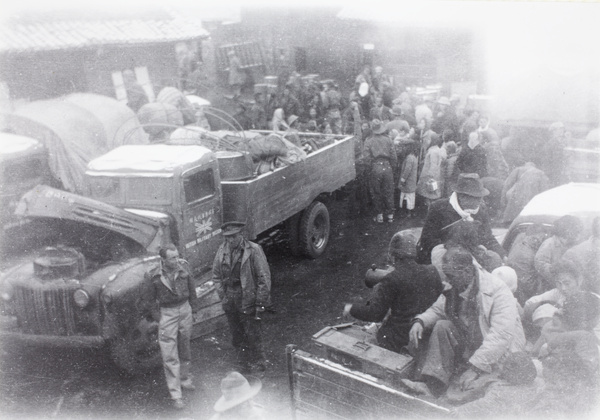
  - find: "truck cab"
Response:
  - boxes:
[85,144,225,279]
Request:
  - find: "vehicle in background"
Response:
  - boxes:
[0,132,355,374]
[0,93,148,248]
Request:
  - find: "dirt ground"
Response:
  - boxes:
[2,195,599,420]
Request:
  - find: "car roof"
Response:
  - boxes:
[86,144,213,176]
[519,183,600,218]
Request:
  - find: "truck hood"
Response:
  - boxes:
[15,185,165,249]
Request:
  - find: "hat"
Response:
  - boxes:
[371,119,387,134]
[532,303,558,323]
[391,105,403,116]
[214,371,262,412]
[453,173,489,197]
[500,352,537,385]
[492,266,518,293]
[388,230,417,259]
[287,115,299,126]
[437,96,451,106]
[221,221,246,236]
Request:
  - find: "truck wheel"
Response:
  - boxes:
[299,201,330,259]
[109,315,162,375]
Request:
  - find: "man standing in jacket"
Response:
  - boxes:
[146,244,196,410]
[364,119,398,223]
[212,222,272,373]
[404,245,525,397]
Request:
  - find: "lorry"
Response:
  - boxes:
[0,93,148,247]
[0,131,355,374]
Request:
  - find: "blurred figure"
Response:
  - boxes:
[501,162,550,224]
[456,131,487,179]
[507,223,548,304]
[416,133,445,208]
[228,50,244,97]
[123,69,148,113]
[534,215,583,291]
[541,122,567,186]
[562,216,600,294]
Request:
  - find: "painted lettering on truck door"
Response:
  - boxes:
[181,166,223,273]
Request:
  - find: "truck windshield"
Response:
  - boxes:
[128,178,171,204]
[88,176,121,202]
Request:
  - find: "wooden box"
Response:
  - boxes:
[311,325,414,388]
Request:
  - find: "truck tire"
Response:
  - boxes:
[109,315,162,375]
[299,201,330,259]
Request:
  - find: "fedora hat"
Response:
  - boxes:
[453,173,489,197]
[214,371,262,412]
[371,119,387,134]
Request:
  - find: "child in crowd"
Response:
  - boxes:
[398,142,419,218]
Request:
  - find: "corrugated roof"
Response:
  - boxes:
[0,17,209,54]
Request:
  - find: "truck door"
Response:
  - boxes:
[180,165,223,274]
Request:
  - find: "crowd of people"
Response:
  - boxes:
[224,63,574,228]
[344,172,600,416]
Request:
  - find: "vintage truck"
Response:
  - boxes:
[0,132,355,374]
[0,93,148,248]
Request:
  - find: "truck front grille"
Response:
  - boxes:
[14,284,78,335]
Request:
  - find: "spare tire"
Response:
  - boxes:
[299,201,330,259]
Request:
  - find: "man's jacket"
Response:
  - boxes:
[415,268,526,373]
[212,239,272,314]
[417,198,505,264]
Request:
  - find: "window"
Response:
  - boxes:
[88,177,122,203]
[217,41,265,71]
[184,169,215,204]
[128,178,171,204]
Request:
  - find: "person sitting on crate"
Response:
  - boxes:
[403,245,526,398]
[343,231,444,353]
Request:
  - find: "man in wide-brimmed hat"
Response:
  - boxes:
[210,371,265,420]
[416,173,506,264]
[364,119,397,223]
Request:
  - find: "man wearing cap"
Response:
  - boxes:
[364,119,398,223]
[431,96,460,137]
[146,244,196,409]
[210,371,265,420]
[212,222,272,373]
[416,173,505,264]
[321,80,342,134]
[343,231,443,352]
[387,105,412,134]
[227,50,244,97]
[403,245,525,398]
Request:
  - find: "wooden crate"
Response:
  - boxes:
[311,325,414,388]
[287,346,450,420]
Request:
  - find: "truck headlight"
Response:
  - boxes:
[73,289,90,308]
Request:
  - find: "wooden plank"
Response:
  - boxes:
[290,350,449,418]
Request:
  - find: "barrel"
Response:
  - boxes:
[215,151,253,181]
